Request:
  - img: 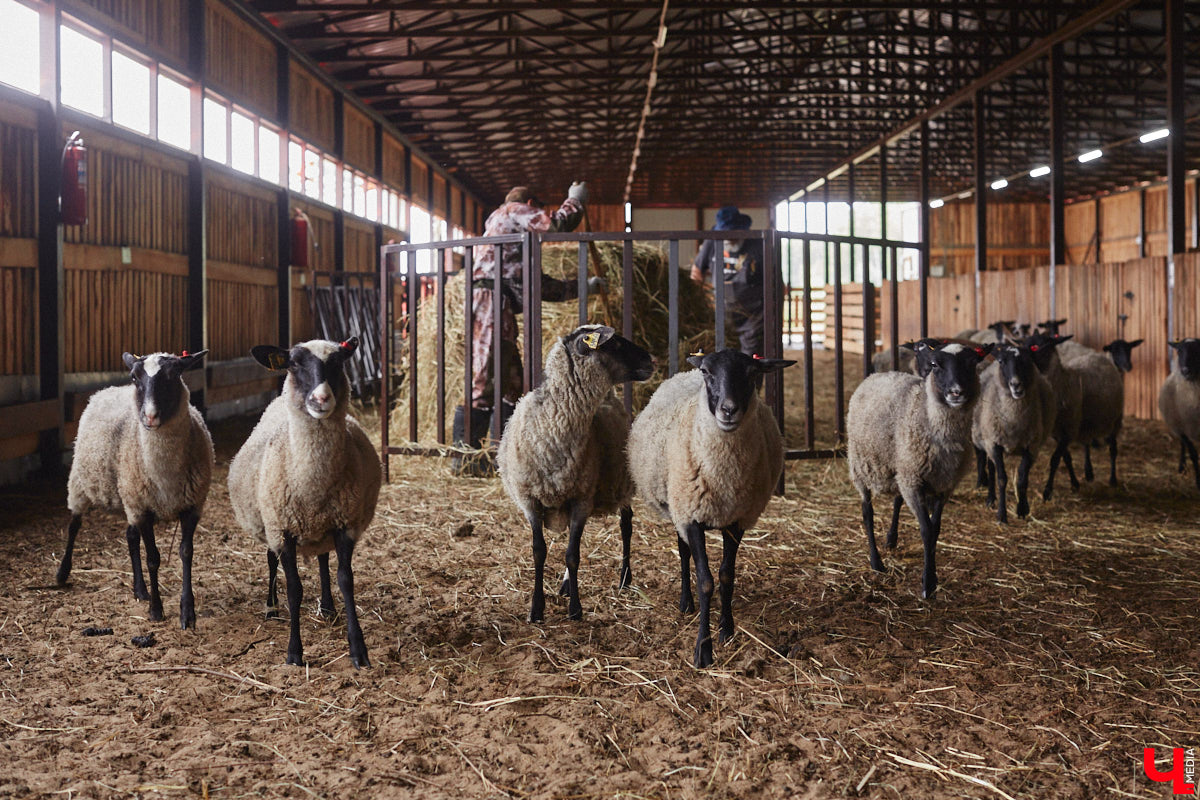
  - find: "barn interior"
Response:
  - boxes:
[1,1,1198,797]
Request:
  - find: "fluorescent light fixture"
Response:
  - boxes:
[929,198,945,209]
[1029,165,1051,178]
[1139,128,1169,143]
[1078,149,1103,163]
[990,178,1009,190]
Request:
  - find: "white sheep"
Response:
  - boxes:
[628,349,794,668]
[972,345,1055,522]
[497,324,655,624]
[58,350,214,629]
[847,341,993,599]
[228,337,381,668]
[1158,339,1200,491]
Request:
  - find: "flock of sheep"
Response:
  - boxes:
[48,316,1200,671]
[853,318,1200,603]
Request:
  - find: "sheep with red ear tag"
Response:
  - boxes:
[228,337,381,668]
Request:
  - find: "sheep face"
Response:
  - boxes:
[926,342,991,408]
[993,345,1037,400]
[901,338,945,378]
[1168,339,1200,381]
[251,338,359,419]
[1037,318,1068,336]
[1103,338,1143,373]
[987,320,1016,341]
[685,349,796,432]
[1027,332,1071,373]
[568,325,655,384]
[121,350,208,431]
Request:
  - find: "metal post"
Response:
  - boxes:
[437,246,447,445]
[530,234,543,388]
[1166,0,1185,342]
[973,90,987,329]
[833,244,845,446]
[668,239,679,376]
[492,243,503,442]
[36,107,64,470]
[848,161,857,283]
[379,243,390,480]
[802,239,814,450]
[408,251,419,443]
[712,234,725,349]
[622,239,634,414]
[861,244,873,378]
[462,251,474,451]
[1138,188,1147,259]
[577,241,588,325]
[1049,43,1065,313]
[919,119,930,338]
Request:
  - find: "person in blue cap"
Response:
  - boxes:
[690,205,764,356]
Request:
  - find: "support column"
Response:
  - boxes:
[1165,0,1185,341]
[918,120,930,337]
[276,42,291,347]
[186,159,207,412]
[36,106,64,470]
[973,90,987,328]
[1048,43,1065,316]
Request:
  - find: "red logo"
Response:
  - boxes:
[1144,748,1196,794]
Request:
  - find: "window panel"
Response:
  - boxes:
[352,174,365,218]
[322,157,337,206]
[156,73,191,150]
[0,1,41,94]
[203,97,227,164]
[230,111,255,175]
[111,51,151,134]
[410,205,431,273]
[342,170,352,213]
[60,26,104,117]
[259,126,280,184]
[288,140,303,192]
[303,147,320,199]
[366,183,378,222]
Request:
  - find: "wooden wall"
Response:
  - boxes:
[206,175,277,361]
[205,0,277,119]
[64,0,188,65]
[411,158,429,207]
[1066,182,1199,265]
[289,60,335,152]
[929,201,1050,274]
[0,108,38,378]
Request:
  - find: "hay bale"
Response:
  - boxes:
[390,241,719,446]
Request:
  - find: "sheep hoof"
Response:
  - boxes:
[318,604,336,621]
[528,597,545,623]
[567,601,582,621]
[1041,488,1054,502]
[134,586,151,601]
[618,566,633,589]
[56,564,71,587]
[1016,503,1029,518]
[718,625,735,645]
[286,652,304,667]
[557,579,570,597]
[180,605,196,631]
[869,557,885,573]
[693,641,713,669]
[350,649,370,669]
[265,608,280,620]
[148,604,164,622]
[996,512,1008,524]
[1108,476,1118,487]
[679,595,695,614]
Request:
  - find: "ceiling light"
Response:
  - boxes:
[1078,149,1103,163]
[1029,165,1051,178]
[990,179,1009,190]
[1139,128,1169,143]
[929,198,945,209]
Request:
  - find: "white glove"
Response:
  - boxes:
[587,275,607,293]
[569,181,589,204]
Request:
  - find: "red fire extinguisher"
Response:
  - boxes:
[291,209,309,268]
[60,131,88,226]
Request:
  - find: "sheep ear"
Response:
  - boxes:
[972,343,995,359]
[900,341,917,352]
[686,354,705,369]
[335,337,359,358]
[1130,339,1143,348]
[1056,318,1067,326]
[179,349,208,370]
[753,357,796,373]
[122,352,141,370]
[1169,340,1183,350]
[252,345,291,371]
[1055,334,1074,343]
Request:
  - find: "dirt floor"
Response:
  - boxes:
[1,350,1198,799]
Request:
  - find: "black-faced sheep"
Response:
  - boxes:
[59,350,214,629]
[497,325,655,624]
[228,337,381,668]
[1027,332,1081,500]
[628,349,794,668]
[1159,339,1200,491]
[847,341,993,599]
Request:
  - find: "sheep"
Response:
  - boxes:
[872,337,964,376]
[628,349,794,668]
[847,341,993,599]
[1037,318,1068,336]
[496,324,655,624]
[1061,339,1140,485]
[228,337,381,668]
[970,320,1017,344]
[972,345,1055,522]
[1027,332,1081,500]
[58,350,214,629]
[1158,339,1200,491]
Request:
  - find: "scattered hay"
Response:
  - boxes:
[389,241,718,445]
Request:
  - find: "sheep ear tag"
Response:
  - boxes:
[267,352,288,370]
[583,332,602,350]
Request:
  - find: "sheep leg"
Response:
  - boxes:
[930,496,945,539]
[1083,445,1094,483]
[885,496,902,550]
[563,501,588,621]
[178,507,198,630]
[1062,446,1080,491]
[1043,440,1065,501]
[985,457,997,509]
[991,446,1009,524]
[901,490,937,599]
[1179,439,1187,474]
[974,447,988,489]
[280,533,305,666]
[1016,449,1033,518]
[677,536,695,614]
[526,504,547,623]
[859,490,885,572]
[558,569,570,597]
[1184,436,1200,491]
[618,505,634,589]
[685,521,714,668]
[265,549,280,619]
[317,554,336,620]
[126,524,150,601]
[333,529,369,669]
[1107,434,1119,486]
[56,514,82,586]
[139,514,164,622]
[717,524,743,645]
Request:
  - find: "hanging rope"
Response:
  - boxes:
[622,0,670,205]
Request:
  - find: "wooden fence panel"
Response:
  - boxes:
[1,120,36,238]
[382,134,406,190]
[411,158,429,207]
[0,264,37,375]
[289,60,335,152]
[64,0,187,63]
[207,179,277,267]
[344,221,376,273]
[343,105,375,173]
[208,279,277,361]
[205,0,277,118]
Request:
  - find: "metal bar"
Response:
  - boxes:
[531,237,543,387]
[668,238,679,376]
[802,239,814,451]
[918,118,929,338]
[623,239,634,414]
[763,231,784,490]
[523,241,534,394]
[1048,42,1065,314]
[833,243,845,446]
[861,243,873,378]
[890,246,899,371]
[463,250,474,450]
[493,242,504,442]
[1138,188,1147,259]
[578,241,588,325]
[1166,0,1185,343]
[973,90,987,329]
[437,246,446,445]
[540,229,924,249]
[379,243,391,480]
[713,236,726,349]
[847,161,856,281]
[36,106,64,468]
[408,252,418,443]
[1193,177,1200,252]
[278,192,293,347]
